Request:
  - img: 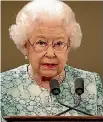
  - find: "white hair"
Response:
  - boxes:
[9,0,82,55]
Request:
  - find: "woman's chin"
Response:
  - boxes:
[40,70,57,78]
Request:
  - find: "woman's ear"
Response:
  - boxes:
[24,42,28,49]
[24,41,31,50]
[24,41,30,52]
[23,42,29,56]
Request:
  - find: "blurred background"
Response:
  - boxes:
[1,1,103,80]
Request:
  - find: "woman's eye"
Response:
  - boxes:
[55,41,64,46]
[36,40,47,46]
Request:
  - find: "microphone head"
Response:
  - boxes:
[49,79,60,95]
[75,78,84,96]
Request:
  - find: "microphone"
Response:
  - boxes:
[49,79,60,95]
[49,78,93,116]
[75,78,84,95]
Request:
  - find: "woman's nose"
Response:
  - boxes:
[45,45,55,57]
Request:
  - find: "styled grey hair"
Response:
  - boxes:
[9,0,82,55]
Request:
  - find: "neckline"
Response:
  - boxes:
[26,64,67,91]
[26,64,50,91]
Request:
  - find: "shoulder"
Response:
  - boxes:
[65,64,103,93]
[1,64,28,79]
[65,64,102,81]
[0,64,29,89]
[1,64,30,99]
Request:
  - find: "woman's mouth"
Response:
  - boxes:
[41,63,58,69]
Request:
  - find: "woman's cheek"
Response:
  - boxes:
[29,52,45,66]
[59,57,66,69]
[60,53,68,63]
[28,55,39,70]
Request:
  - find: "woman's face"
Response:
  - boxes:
[26,19,70,77]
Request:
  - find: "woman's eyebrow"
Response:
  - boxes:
[30,35,46,40]
[55,36,68,42]
[36,35,46,39]
[55,36,65,39]
[31,35,67,41]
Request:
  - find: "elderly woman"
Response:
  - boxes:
[1,0,103,119]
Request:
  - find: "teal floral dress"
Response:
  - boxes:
[1,64,103,120]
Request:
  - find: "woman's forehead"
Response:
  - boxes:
[30,24,68,39]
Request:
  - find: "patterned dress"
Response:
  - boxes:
[1,64,103,120]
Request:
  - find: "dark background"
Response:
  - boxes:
[1,1,103,80]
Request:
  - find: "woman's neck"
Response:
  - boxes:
[27,64,65,91]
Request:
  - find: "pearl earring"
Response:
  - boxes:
[25,55,28,59]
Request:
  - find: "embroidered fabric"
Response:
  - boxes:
[1,64,103,118]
